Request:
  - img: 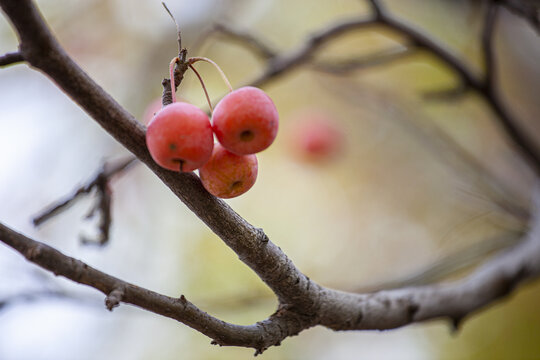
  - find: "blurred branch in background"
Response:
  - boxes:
[32,157,137,246]
[500,0,540,34]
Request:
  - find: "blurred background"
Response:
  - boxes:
[1,0,540,359]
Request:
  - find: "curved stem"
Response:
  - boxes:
[188,56,233,92]
[189,64,213,112]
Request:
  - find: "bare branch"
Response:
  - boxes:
[375,7,540,176]
[247,17,379,88]
[32,157,137,246]
[0,51,24,67]
[2,0,540,354]
[0,222,305,353]
[2,209,540,350]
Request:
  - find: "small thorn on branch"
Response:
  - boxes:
[450,315,463,334]
[105,287,125,311]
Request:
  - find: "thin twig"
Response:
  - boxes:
[482,1,499,91]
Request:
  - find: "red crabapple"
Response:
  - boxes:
[199,143,258,199]
[289,110,345,162]
[146,102,214,172]
[212,86,278,155]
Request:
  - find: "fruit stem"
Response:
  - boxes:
[188,57,233,92]
[169,57,179,103]
[188,64,213,112]
[162,2,183,54]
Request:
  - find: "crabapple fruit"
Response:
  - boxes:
[289,110,345,162]
[146,102,214,172]
[199,143,258,199]
[212,86,278,155]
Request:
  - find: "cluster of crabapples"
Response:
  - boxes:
[145,83,278,199]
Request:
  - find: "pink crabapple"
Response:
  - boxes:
[146,102,214,172]
[289,110,345,163]
[212,86,279,155]
[199,143,258,199]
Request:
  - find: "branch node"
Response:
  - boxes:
[179,294,187,305]
[450,316,463,334]
[406,302,419,322]
[24,244,44,261]
[105,287,125,311]
[256,228,269,243]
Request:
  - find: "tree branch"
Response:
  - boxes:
[482,1,499,93]
[2,208,540,351]
[375,3,540,176]
[2,0,540,354]
[0,222,304,353]
[0,51,23,67]
[247,17,379,88]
